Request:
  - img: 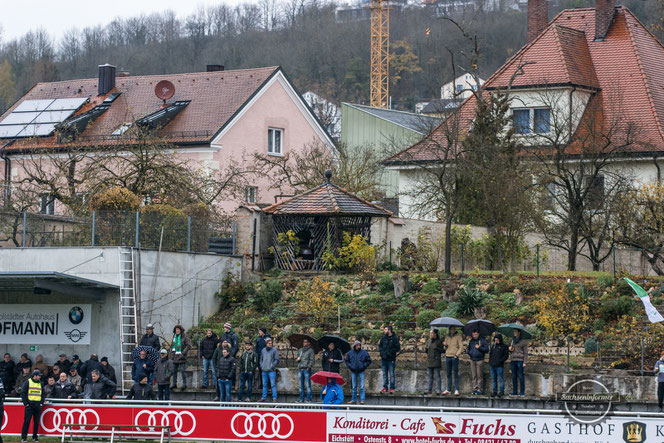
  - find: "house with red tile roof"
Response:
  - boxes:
[0,65,335,214]
[385,0,664,218]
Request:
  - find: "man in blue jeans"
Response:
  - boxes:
[378,325,400,394]
[296,339,314,402]
[237,342,258,401]
[488,334,509,397]
[215,347,236,402]
[345,340,371,404]
[509,329,528,396]
[260,337,279,402]
[199,328,219,389]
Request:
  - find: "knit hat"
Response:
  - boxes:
[160,349,168,354]
[265,337,273,343]
[259,327,267,334]
[224,322,232,329]
[32,370,41,377]
[101,356,108,363]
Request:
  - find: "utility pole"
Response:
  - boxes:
[370,0,390,108]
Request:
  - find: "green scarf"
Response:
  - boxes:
[172,334,182,352]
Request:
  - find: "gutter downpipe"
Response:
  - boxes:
[653,154,661,184]
[568,86,576,144]
[1,140,16,206]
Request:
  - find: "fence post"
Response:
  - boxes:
[413,337,418,369]
[135,211,140,248]
[566,337,570,373]
[22,212,27,247]
[232,220,236,255]
[536,244,540,278]
[187,216,191,252]
[598,340,601,369]
[251,218,257,272]
[640,337,644,376]
[91,211,96,247]
[337,305,341,333]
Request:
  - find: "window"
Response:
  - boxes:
[534,108,551,134]
[39,194,55,215]
[245,186,257,204]
[456,84,463,92]
[513,109,531,134]
[585,175,605,210]
[268,128,283,155]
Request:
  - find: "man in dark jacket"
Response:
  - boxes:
[131,350,155,383]
[127,373,156,401]
[15,353,32,379]
[154,349,175,400]
[70,355,82,373]
[378,325,400,394]
[467,330,489,395]
[12,366,31,396]
[21,370,44,443]
[140,324,161,350]
[321,342,343,373]
[54,354,71,375]
[221,323,239,357]
[0,353,15,391]
[424,329,444,395]
[84,370,116,399]
[345,340,372,404]
[489,334,509,397]
[199,328,220,388]
[80,354,105,385]
[296,339,315,403]
[100,357,117,384]
[214,347,236,402]
[170,325,192,390]
[255,327,271,389]
[237,342,259,402]
[51,372,77,399]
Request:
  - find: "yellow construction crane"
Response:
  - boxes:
[370,0,390,109]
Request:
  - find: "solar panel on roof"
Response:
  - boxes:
[17,123,57,137]
[33,110,76,124]
[0,125,25,138]
[0,97,89,138]
[13,99,56,113]
[0,112,41,125]
[45,98,88,111]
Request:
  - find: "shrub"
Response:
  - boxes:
[615,279,634,297]
[90,186,141,211]
[250,279,283,311]
[456,287,487,316]
[216,273,248,309]
[600,295,634,321]
[389,306,414,327]
[463,276,479,289]
[296,277,336,323]
[596,275,615,289]
[434,299,448,312]
[336,276,349,287]
[534,285,590,338]
[378,274,394,294]
[421,279,440,294]
[584,337,599,354]
[416,309,439,329]
[355,328,374,341]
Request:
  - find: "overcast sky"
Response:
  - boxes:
[0,0,246,42]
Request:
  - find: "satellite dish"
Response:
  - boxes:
[155,80,175,100]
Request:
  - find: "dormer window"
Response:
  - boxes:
[513,109,530,134]
[513,107,551,135]
[534,108,551,134]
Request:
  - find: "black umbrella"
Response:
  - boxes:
[131,345,160,364]
[318,334,351,354]
[429,317,464,328]
[462,319,496,337]
[287,333,321,353]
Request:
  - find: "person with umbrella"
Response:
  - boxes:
[297,339,315,403]
[132,349,155,384]
[442,326,463,396]
[379,325,400,394]
[321,342,344,373]
[424,329,444,395]
[345,340,371,404]
[310,371,344,406]
[466,330,489,395]
[509,329,528,396]
[488,334,509,397]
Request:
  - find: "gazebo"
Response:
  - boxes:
[262,171,392,271]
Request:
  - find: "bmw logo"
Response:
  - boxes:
[69,307,84,325]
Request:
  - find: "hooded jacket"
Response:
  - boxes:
[154,356,175,385]
[103,363,117,384]
[489,335,510,367]
[379,332,401,362]
[425,334,444,368]
[467,336,489,361]
[345,342,372,373]
[297,346,315,370]
[127,381,156,400]
[170,325,192,364]
[321,381,344,405]
[260,346,280,372]
[321,348,344,373]
[84,375,116,399]
[199,333,220,360]
[51,379,78,399]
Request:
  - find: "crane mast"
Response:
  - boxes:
[370,0,390,109]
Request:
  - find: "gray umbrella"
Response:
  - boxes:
[429,317,464,328]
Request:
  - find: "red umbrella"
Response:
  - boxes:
[310,371,345,386]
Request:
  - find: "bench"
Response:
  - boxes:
[61,423,171,443]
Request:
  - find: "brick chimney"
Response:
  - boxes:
[527,0,548,43]
[98,64,116,96]
[595,0,616,41]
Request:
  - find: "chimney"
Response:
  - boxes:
[98,64,116,96]
[206,64,225,72]
[117,70,130,78]
[595,0,616,41]
[527,0,548,43]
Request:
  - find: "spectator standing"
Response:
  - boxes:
[140,324,161,350]
[255,328,271,389]
[132,350,155,383]
[127,373,156,401]
[51,372,77,399]
[21,370,44,443]
[467,330,489,395]
[214,347,236,402]
[55,354,71,374]
[84,370,116,399]
[296,339,315,403]
[170,325,192,390]
[378,325,400,394]
[0,353,15,390]
[31,355,48,376]
[424,329,444,395]
[0,373,5,443]
[221,323,239,357]
[68,367,82,394]
[237,342,259,402]
[100,357,117,384]
[199,328,220,388]
[80,354,104,385]
[345,340,371,404]
[260,337,279,402]
[509,329,528,396]
[43,376,56,398]
[321,377,344,405]
[154,349,174,401]
[442,326,463,396]
[13,366,31,396]
[654,350,664,412]
[321,342,343,373]
[15,354,32,379]
[489,334,509,397]
[70,355,82,373]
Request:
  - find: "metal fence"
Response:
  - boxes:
[0,210,236,254]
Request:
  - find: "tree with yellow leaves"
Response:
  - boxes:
[297,276,337,324]
[533,285,590,338]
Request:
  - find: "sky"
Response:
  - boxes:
[0,0,246,42]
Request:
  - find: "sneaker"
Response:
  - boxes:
[21,440,27,442]
[454,390,460,396]
[519,394,525,397]
[380,388,388,394]
[359,401,365,405]
[295,399,304,403]
[389,389,395,394]
[347,400,356,404]
[659,407,663,413]
[498,392,504,397]
[424,391,432,396]
[259,398,267,402]
[33,439,39,442]
[202,384,208,388]
[442,390,450,395]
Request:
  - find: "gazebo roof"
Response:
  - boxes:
[263,173,392,217]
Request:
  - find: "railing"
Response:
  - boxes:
[62,423,171,443]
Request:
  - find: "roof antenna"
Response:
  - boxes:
[325,169,332,183]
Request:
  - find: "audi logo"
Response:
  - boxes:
[40,408,100,433]
[134,410,196,436]
[231,412,295,439]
